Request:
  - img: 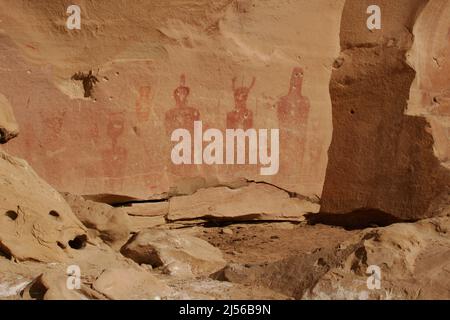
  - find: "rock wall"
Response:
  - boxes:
[321,0,450,220]
[0,0,344,213]
[0,0,448,221]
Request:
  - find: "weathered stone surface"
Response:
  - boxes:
[121,202,169,217]
[321,0,450,220]
[63,193,131,249]
[212,216,450,300]
[127,215,167,233]
[92,267,171,300]
[306,216,450,300]
[0,150,86,262]
[21,271,103,300]
[168,183,319,222]
[0,94,19,144]
[121,229,226,277]
[407,0,450,171]
[1,0,344,206]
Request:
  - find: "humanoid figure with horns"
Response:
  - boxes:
[226,76,255,130]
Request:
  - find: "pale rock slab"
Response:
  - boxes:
[121,229,227,277]
[168,183,319,222]
[92,267,171,300]
[127,215,167,233]
[121,202,169,217]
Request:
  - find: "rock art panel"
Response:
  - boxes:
[1,0,344,210]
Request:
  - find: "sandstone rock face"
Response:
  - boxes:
[212,216,450,300]
[0,94,19,144]
[168,183,319,222]
[63,193,131,249]
[0,150,86,262]
[92,267,171,300]
[307,216,450,300]
[1,0,345,213]
[121,229,227,277]
[321,0,450,220]
[408,0,450,171]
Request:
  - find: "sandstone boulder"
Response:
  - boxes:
[63,193,131,249]
[92,267,171,300]
[0,150,86,262]
[121,229,226,277]
[0,94,19,144]
[21,271,102,300]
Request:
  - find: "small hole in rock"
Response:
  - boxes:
[57,241,66,249]
[5,210,18,221]
[0,242,12,259]
[25,277,48,300]
[68,235,87,250]
[49,210,60,218]
[350,109,355,115]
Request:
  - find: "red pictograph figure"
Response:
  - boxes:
[226,77,255,130]
[277,67,311,176]
[165,74,200,135]
[135,85,152,122]
[102,112,128,190]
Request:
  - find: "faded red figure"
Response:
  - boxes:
[102,112,128,190]
[226,77,255,130]
[277,67,311,176]
[165,74,200,135]
[135,85,152,122]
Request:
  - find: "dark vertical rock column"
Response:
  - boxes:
[321,0,450,220]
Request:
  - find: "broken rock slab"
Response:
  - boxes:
[127,215,167,233]
[168,183,319,222]
[92,267,171,300]
[120,202,169,217]
[121,229,226,278]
